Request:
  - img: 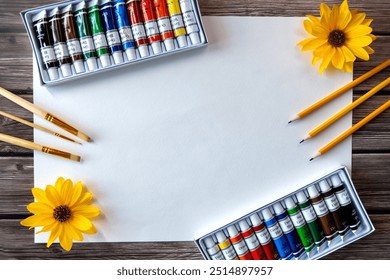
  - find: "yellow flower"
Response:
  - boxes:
[298,0,376,73]
[21,177,100,251]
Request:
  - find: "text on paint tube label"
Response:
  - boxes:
[243,233,261,250]
[183,11,199,32]
[54,43,70,59]
[157,17,172,33]
[289,212,306,228]
[255,227,272,245]
[40,46,56,63]
[221,246,236,260]
[118,26,134,43]
[144,21,160,37]
[277,216,294,234]
[335,189,352,206]
[80,36,95,52]
[301,205,317,223]
[131,24,147,40]
[266,223,283,239]
[93,33,108,50]
[232,239,249,256]
[66,39,83,56]
[170,14,185,30]
[324,195,341,211]
[312,200,329,217]
[106,30,121,47]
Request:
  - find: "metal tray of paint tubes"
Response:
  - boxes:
[20,0,207,86]
[195,166,375,260]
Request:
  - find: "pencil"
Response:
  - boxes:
[289,58,390,123]
[310,99,390,161]
[0,110,81,144]
[0,87,92,142]
[301,76,390,143]
[0,132,81,162]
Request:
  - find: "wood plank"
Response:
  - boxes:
[0,155,389,215]
[2,0,389,34]
[0,214,388,259]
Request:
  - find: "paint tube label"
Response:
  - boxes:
[131,23,147,41]
[170,14,185,31]
[289,211,306,228]
[324,194,341,212]
[80,36,95,53]
[277,215,294,234]
[157,17,172,33]
[300,204,317,223]
[218,240,237,260]
[106,30,122,47]
[66,39,83,56]
[209,250,225,260]
[312,200,329,217]
[93,33,108,50]
[207,245,225,260]
[231,238,249,257]
[40,46,57,63]
[119,26,135,43]
[182,11,199,33]
[242,232,260,250]
[335,188,351,207]
[53,42,70,60]
[266,222,283,240]
[144,21,160,37]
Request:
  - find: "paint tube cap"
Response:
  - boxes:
[100,55,111,68]
[261,208,273,221]
[295,191,308,203]
[151,42,162,55]
[215,231,227,243]
[86,58,98,71]
[330,174,343,187]
[47,67,59,81]
[60,64,72,77]
[203,236,216,249]
[249,213,262,226]
[227,225,239,238]
[307,185,320,198]
[189,32,201,45]
[164,38,175,51]
[272,202,284,215]
[125,48,137,61]
[138,45,149,58]
[113,52,124,64]
[319,180,331,193]
[177,35,188,48]
[284,197,296,209]
[73,60,85,74]
[238,219,250,231]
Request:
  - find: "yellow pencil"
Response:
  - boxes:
[0,110,81,144]
[0,132,81,162]
[310,99,390,161]
[0,87,92,142]
[289,58,390,123]
[301,76,390,143]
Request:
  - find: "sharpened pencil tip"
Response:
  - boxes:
[300,139,305,144]
[288,120,293,124]
[309,158,314,161]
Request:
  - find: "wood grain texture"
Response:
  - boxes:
[0,0,389,260]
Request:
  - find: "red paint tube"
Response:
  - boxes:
[153,0,175,51]
[227,225,253,260]
[140,0,162,54]
[250,213,280,260]
[238,219,267,260]
[126,0,149,57]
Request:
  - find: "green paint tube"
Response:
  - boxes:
[74,1,98,71]
[87,0,111,67]
[295,191,326,246]
[285,197,316,253]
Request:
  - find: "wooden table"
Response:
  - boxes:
[0,0,389,259]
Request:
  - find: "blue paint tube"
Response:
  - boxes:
[273,202,305,258]
[261,208,293,259]
[113,0,137,60]
[100,0,124,64]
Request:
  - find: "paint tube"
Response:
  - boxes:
[166,0,187,48]
[74,1,98,71]
[100,0,124,64]
[87,0,111,67]
[61,4,85,74]
[179,0,200,45]
[140,0,162,54]
[153,0,175,51]
[48,7,73,77]
[126,0,150,58]
[113,0,137,60]
[32,10,59,80]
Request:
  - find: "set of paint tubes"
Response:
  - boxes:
[195,167,374,260]
[21,0,207,85]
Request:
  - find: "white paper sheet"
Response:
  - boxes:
[34,16,352,242]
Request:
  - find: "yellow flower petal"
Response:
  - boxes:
[299,38,327,51]
[20,214,54,229]
[345,25,373,38]
[362,17,373,26]
[55,177,65,192]
[59,227,73,251]
[347,11,366,28]
[313,42,331,57]
[31,188,55,208]
[312,25,330,39]
[319,46,336,73]
[73,205,100,218]
[47,223,61,248]
[346,45,370,60]
[336,0,352,30]
[36,221,58,234]
[69,181,83,207]
[61,179,74,205]
[332,47,345,69]
[74,192,93,207]
[329,4,340,30]
[70,214,93,231]
[64,222,84,241]
[342,61,353,72]
[303,19,314,35]
[83,224,97,235]
[363,45,375,55]
[347,36,373,47]
[312,56,321,65]
[45,185,61,206]
[341,45,356,62]
[27,202,53,214]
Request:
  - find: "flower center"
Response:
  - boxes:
[53,205,72,222]
[328,30,346,47]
